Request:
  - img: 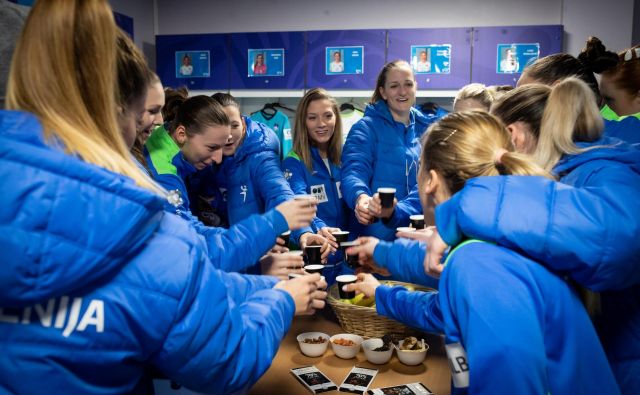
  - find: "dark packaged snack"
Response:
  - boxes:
[339,366,378,394]
[368,382,433,395]
[291,366,337,394]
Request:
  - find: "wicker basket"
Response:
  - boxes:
[327,280,436,338]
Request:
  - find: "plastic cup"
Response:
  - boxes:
[331,230,350,244]
[280,230,291,246]
[304,245,322,266]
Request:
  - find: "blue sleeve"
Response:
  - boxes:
[152,249,295,394]
[375,285,445,334]
[154,173,191,213]
[282,157,326,232]
[254,151,294,212]
[439,244,548,394]
[220,272,280,301]
[373,240,439,288]
[436,174,640,291]
[186,208,288,273]
[384,184,422,228]
[340,121,375,209]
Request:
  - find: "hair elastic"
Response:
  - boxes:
[623,48,640,62]
[493,148,509,165]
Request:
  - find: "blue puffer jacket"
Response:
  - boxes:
[376,241,620,395]
[435,136,640,394]
[373,238,438,289]
[144,125,289,273]
[215,117,312,249]
[0,110,295,394]
[341,100,428,240]
[604,116,640,145]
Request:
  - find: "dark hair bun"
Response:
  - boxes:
[578,36,619,73]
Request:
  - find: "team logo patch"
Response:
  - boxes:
[283,169,293,181]
[240,185,248,203]
[219,187,228,202]
[310,184,329,203]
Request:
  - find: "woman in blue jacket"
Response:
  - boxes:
[426,79,640,394]
[210,93,331,270]
[0,1,326,393]
[341,60,429,241]
[282,88,350,282]
[144,90,316,276]
[346,111,620,395]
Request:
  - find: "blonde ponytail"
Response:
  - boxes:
[421,111,550,194]
[6,0,164,194]
[534,77,604,172]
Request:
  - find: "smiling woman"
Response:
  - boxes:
[144,90,231,214]
[340,60,429,242]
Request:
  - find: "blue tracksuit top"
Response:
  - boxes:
[215,116,312,247]
[375,241,620,395]
[435,136,640,394]
[0,110,295,394]
[282,147,348,232]
[143,125,289,273]
[341,100,428,240]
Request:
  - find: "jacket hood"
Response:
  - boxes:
[553,136,640,176]
[232,116,280,162]
[0,110,166,307]
[365,100,431,135]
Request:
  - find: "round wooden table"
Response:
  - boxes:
[249,309,452,394]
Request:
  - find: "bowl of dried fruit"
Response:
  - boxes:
[395,336,429,366]
[296,332,330,357]
[362,335,394,364]
[329,333,363,359]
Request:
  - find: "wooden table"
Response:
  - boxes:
[249,309,451,394]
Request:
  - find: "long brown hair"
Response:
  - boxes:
[292,88,342,170]
[6,0,161,192]
[421,111,549,194]
[164,89,230,137]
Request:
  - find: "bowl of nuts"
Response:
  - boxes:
[395,336,429,366]
[296,332,330,357]
[362,335,394,364]
[329,333,363,359]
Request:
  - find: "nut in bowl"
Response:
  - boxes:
[329,333,363,359]
[296,332,330,357]
[362,338,394,365]
[395,337,429,366]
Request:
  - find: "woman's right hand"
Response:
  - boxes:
[342,273,381,299]
[355,194,374,225]
[344,237,390,276]
[276,199,318,230]
[274,273,327,315]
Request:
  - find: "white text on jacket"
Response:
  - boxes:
[0,296,104,337]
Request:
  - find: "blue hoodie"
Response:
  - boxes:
[376,240,620,395]
[215,117,313,249]
[435,136,640,394]
[0,110,295,394]
[341,100,428,240]
[143,125,289,273]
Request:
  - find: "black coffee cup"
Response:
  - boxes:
[339,241,360,269]
[336,274,357,299]
[304,264,324,275]
[377,187,396,209]
[280,230,291,246]
[331,230,350,244]
[304,245,322,266]
[410,214,425,229]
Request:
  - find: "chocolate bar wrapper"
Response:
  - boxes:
[291,366,337,394]
[339,366,378,394]
[367,382,433,395]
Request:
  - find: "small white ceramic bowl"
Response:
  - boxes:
[396,339,429,365]
[329,333,363,359]
[296,332,330,357]
[362,338,393,364]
